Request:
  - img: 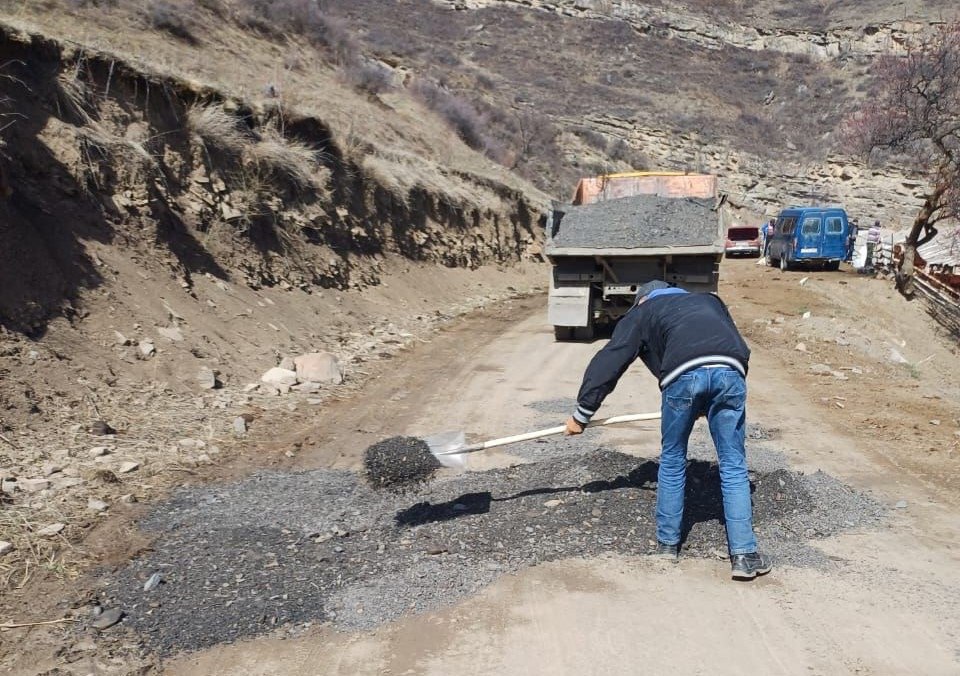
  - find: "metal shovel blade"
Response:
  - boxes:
[422,430,468,469]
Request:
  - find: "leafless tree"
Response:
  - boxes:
[844,22,960,295]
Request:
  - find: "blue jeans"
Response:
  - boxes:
[655,366,758,554]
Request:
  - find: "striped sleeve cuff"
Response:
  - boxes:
[573,405,595,425]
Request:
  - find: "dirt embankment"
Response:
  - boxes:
[0,19,547,603]
[0,23,543,336]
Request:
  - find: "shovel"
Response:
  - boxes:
[425,412,661,469]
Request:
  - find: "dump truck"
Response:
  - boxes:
[545,172,727,340]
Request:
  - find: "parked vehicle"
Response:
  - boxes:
[765,206,849,271]
[724,225,761,257]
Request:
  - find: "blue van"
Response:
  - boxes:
[766,206,849,271]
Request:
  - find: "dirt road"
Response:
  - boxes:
[158,260,960,676]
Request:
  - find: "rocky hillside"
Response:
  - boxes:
[336,0,954,225]
[0,21,544,336]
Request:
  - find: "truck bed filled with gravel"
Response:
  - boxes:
[97,419,884,655]
[548,195,720,249]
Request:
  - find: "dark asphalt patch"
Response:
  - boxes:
[100,446,884,655]
[362,436,440,490]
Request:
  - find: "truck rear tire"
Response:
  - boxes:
[780,254,790,272]
[573,324,595,341]
[554,326,574,341]
[824,260,840,271]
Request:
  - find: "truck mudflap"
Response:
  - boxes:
[548,282,591,328]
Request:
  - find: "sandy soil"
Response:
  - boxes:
[154,258,960,676]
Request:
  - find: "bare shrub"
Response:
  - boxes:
[362,25,419,58]
[145,0,196,43]
[476,73,496,91]
[343,60,394,95]
[411,79,490,152]
[283,50,304,72]
[511,110,558,167]
[607,138,649,169]
[573,126,608,150]
[237,0,358,64]
[186,103,249,154]
[435,51,461,67]
[195,0,228,17]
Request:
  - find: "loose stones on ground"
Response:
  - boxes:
[37,523,65,537]
[91,608,124,631]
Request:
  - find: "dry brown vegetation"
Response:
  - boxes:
[323,0,866,193]
[5,0,876,198]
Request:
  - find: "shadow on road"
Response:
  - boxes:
[395,459,756,548]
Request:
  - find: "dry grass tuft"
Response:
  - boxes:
[55,69,93,124]
[78,122,156,167]
[186,102,249,154]
[0,502,81,592]
[248,125,329,192]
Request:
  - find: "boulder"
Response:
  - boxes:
[88,498,109,512]
[294,352,343,385]
[117,461,140,474]
[138,340,156,358]
[261,367,298,388]
[158,326,184,342]
[233,416,248,435]
[197,366,219,390]
[19,478,50,493]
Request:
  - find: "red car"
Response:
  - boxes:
[724,226,762,257]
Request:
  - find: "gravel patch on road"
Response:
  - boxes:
[101,439,884,655]
[550,196,718,249]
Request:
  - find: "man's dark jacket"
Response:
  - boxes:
[572,292,750,425]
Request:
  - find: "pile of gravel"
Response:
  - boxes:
[550,195,719,249]
[363,436,440,490]
[101,442,884,655]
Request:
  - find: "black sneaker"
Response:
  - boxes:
[654,542,679,560]
[730,552,772,580]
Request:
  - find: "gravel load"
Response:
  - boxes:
[363,436,440,490]
[102,430,884,655]
[550,195,718,249]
